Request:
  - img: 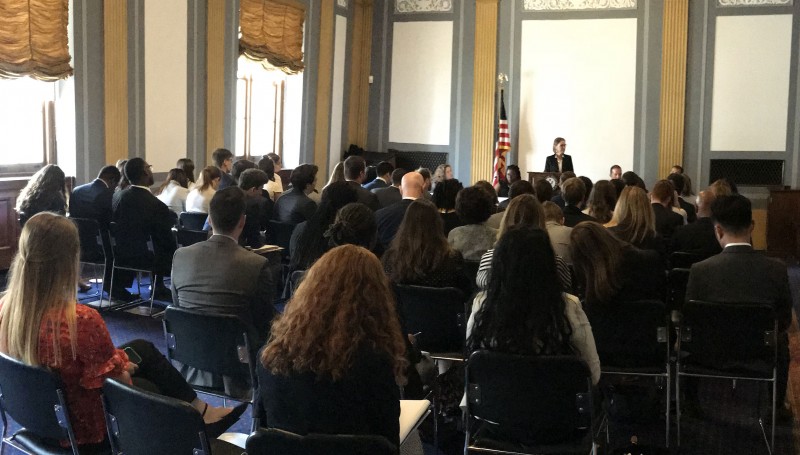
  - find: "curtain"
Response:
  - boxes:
[240,0,305,75]
[0,0,73,81]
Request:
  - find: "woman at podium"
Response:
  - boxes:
[544,137,574,173]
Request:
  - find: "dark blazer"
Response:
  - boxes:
[375,199,414,250]
[347,181,380,212]
[686,245,792,331]
[651,203,683,239]
[609,225,667,260]
[112,186,177,274]
[373,186,402,209]
[217,171,235,190]
[678,197,697,223]
[70,179,114,227]
[242,195,274,248]
[671,217,722,256]
[363,177,389,191]
[616,245,667,303]
[273,188,317,224]
[561,205,596,228]
[544,154,574,173]
[550,193,566,209]
[256,345,400,448]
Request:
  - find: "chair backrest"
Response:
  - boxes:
[669,251,708,269]
[681,300,777,376]
[175,227,209,248]
[393,285,466,353]
[163,306,256,385]
[667,268,691,310]
[245,427,397,455]
[584,299,669,369]
[0,352,78,446]
[463,260,480,284]
[267,220,296,252]
[179,212,209,231]
[70,217,108,264]
[102,378,211,455]
[466,351,593,446]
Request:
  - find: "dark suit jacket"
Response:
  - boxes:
[363,177,389,191]
[375,199,414,250]
[373,186,402,209]
[347,181,380,212]
[112,186,177,274]
[686,244,792,332]
[678,197,697,223]
[671,217,722,256]
[544,154,574,173]
[550,193,566,209]
[70,179,114,227]
[562,205,596,228]
[272,188,317,224]
[242,195,274,248]
[256,345,400,448]
[651,203,683,239]
[217,171,235,190]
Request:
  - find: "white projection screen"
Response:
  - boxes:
[518,18,637,182]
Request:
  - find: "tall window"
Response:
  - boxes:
[235,55,303,167]
[0,78,58,175]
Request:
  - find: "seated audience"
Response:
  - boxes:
[116,159,130,191]
[476,195,572,292]
[488,180,534,229]
[273,164,318,224]
[374,168,406,209]
[186,166,221,213]
[672,190,722,256]
[231,159,256,184]
[432,178,464,235]
[561,177,596,227]
[621,170,646,190]
[582,179,615,224]
[257,245,407,448]
[238,169,274,248]
[382,199,471,295]
[608,186,665,256]
[70,165,121,227]
[671,164,683,174]
[570,222,666,307]
[212,148,235,190]
[364,161,394,191]
[550,171,575,209]
[609,164,622,180]
[709,178,735,197]
[112,158,177,301]
[171,187,276,396]
[578,176,593,209]
[289,181,358,271]
[417,167,433,197]
[259,155,283,201]
[650,179,685,238]
[681,173,695,202]
[494,164,521,198]
[667,173,696,223]
[0,213,245,449]
[534,178,553,204]
[267,153,285,192]
[543,201,572,263]
[155,168,190,216]
[448,185,497,261]
[324,203,378,251]
[375,172,425,251]
[343,156,380,211]
[610,178,625,201]
[432,163,453,191]
[176,157,195,184]
[323,161,345,191]
[474,180,499,211]
[16,164,66,225]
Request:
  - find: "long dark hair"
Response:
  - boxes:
[16,164,66,215]
[468,228,573,355]
[290,181,358,270]
[382,199,452,283]
[156,168,189,195]
[569,222,624,306]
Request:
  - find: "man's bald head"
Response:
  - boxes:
[697,190,716,218]
[400,172,424,198]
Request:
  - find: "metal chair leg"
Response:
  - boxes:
[676,372,681,446]
[666,366,671,448]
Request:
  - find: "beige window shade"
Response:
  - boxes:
[240,0,305,75]
[0,0,73,81]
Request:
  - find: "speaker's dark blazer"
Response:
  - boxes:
[375,199,414,250]
[671,217,722,256]
[273,187,317,224]
[544,154,574,173]
[347,181,380,212]
[70,179,114,227]
[686,244,793,332]
[112,186,177,274]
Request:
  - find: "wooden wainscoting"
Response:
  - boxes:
[0,178,26,270]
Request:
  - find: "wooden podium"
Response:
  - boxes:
[527,172,561,189]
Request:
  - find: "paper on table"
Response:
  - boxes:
[400,399,431,444]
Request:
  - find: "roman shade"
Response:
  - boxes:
[0,0,73,80]
[239,0,305,74]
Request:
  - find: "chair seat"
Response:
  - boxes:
[210,438,247,455]
[9,430,111,455]
[601,365,668,376]
[193,384,254,402]
[428,352,466,362]
[679,362,773,380]
[472,427,592,454]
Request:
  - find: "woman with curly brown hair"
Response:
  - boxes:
[257,244,408,448]
[15,164,66,225]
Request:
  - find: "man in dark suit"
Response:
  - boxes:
[544,137,574,173]
[272,164,318,224]
[668,173,697,223]
[686,194,793,419]
[212,148,235,190]
[171,186,276,396]
[70,165,121,227]
[238,169,273,248]
[373,168,405,209]
[650,179,684,239]
[375,172,424,250]
[549,171,575,209]
[363,161,394,191]
[561,177,595,227]
[343,156,380,211]
[672,190,722,256]
[112,158,177,301]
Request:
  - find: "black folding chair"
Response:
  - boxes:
[668,251,708,270]
[70,217,111,303]
[179,212,208,231]
[267,220,296,259]
[464,351,597,454]
[585,299,671,447]
[667,268,691,311]
[175,227,209,248]
[245,427,397,455]
[107,222,159,315]
[0,352,82,455]
[101,379,243,455]
[162,307,257,427]
[393,285,467,358]
[676,300,778,453]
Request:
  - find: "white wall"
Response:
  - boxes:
[388,21,453,145]
[328,14,348,176]
[518,18,637,183]
[709,14,792,152]
[144,0,188,172]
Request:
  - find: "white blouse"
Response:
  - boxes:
[264,175,283,201]
[185,186,215,213]
[156,181,189,215]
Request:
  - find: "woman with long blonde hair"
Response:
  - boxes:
[0,213,245,448]
[258,245,408,448]
[608,186,664,254]
[186,165,222,213]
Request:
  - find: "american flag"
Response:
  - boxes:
[492,90,510,187]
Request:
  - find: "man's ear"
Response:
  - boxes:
[238,214,246,229]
